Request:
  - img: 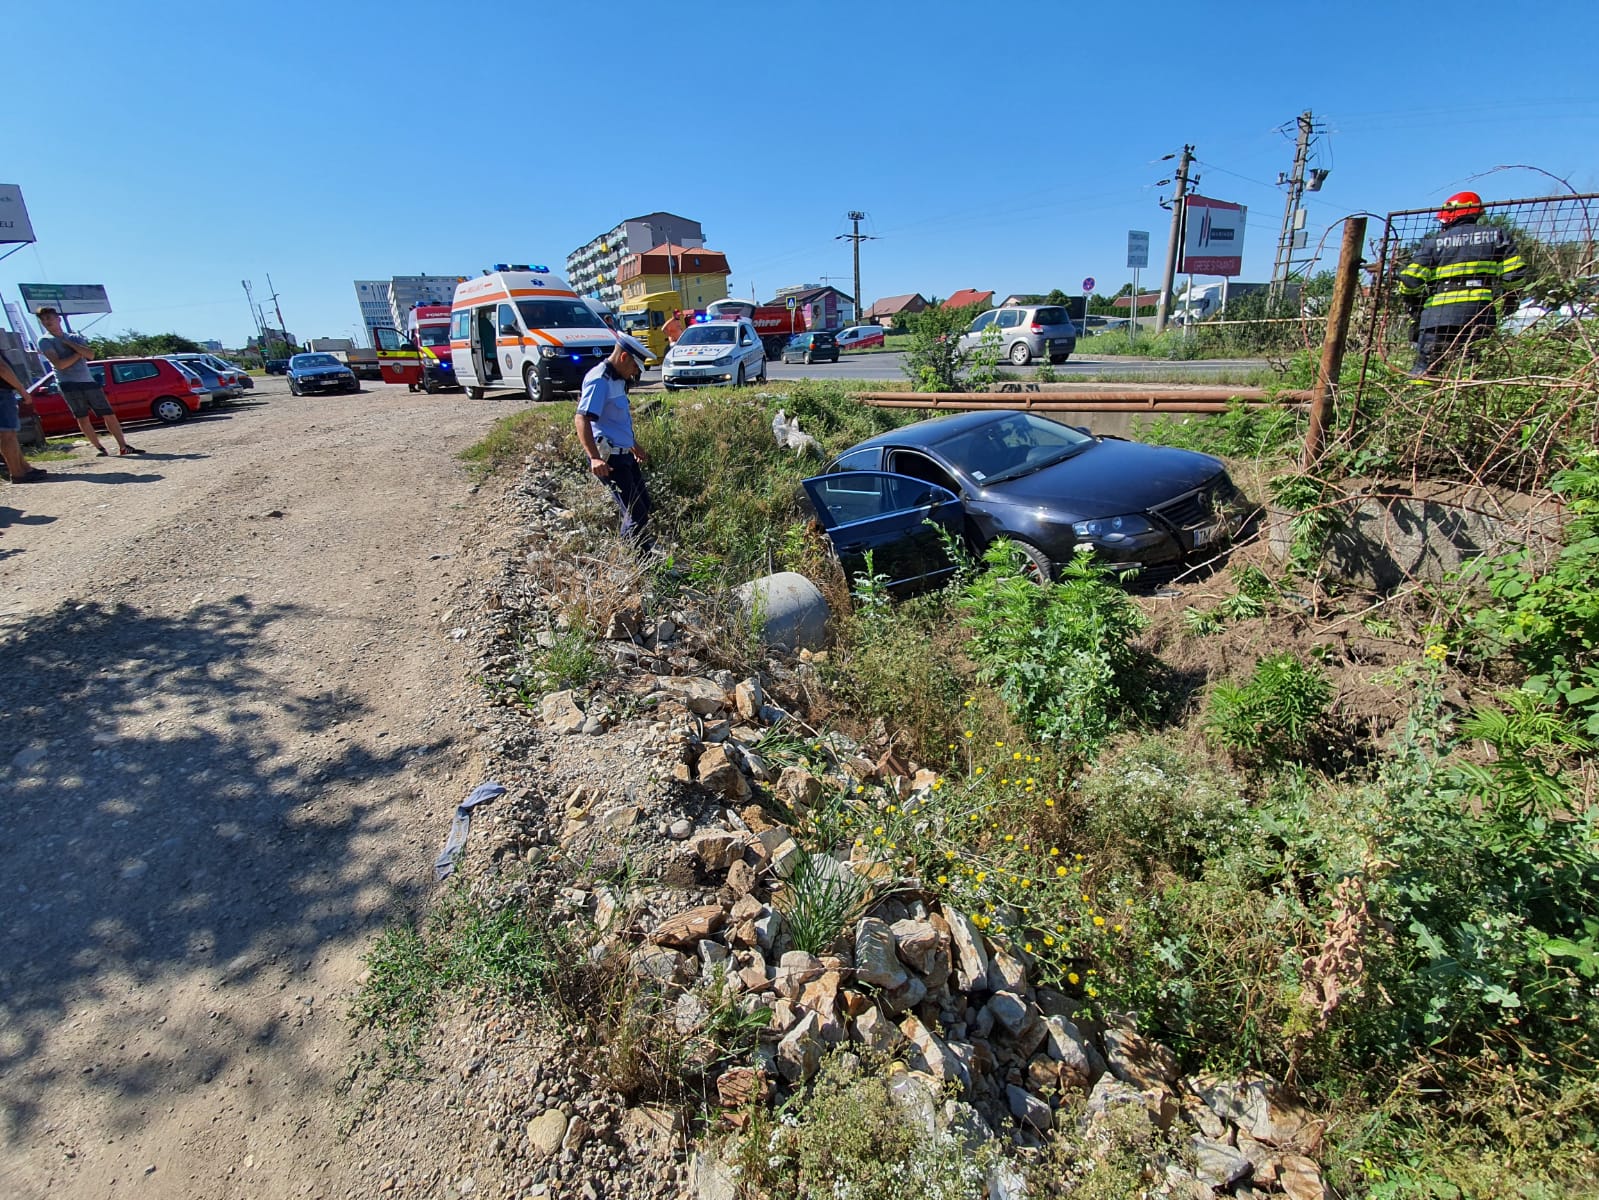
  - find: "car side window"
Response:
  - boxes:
[809,472,951,527]
[90,365,107,386]
[886,450,960,495]
[112,362,159,383]
[969,311,994,333]
[828,447,883,473]
[997,309,1023,328]
[497,304,518,336]
[451,310,471,340]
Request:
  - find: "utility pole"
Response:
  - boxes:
[241,280,268,356]
[265,273,290,352]
[836,211,876,325]
[1155,145,1194,334]
[1271,111,1315,308]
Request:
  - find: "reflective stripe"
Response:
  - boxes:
[1432,260,1505,279]
[1500,254,1527,274]
[1397,263,1431,295]
[1424,288,1494,307]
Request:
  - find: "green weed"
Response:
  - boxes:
[1205,652,1334,767]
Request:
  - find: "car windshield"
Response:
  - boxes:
[935,413,1094,485]
[516,299,603,329]
[678,325,736,345]
[620,312,650,332]
[294,354,339,368]
[417,326,450,347]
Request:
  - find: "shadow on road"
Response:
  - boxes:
[0,597,443,1146]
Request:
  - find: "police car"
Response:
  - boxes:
[661,318,768,390]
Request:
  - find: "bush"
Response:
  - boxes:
[901,303,982,392]
[1205,653,1334,767]
[957,542,1159,755]
[730,1054,990,1199]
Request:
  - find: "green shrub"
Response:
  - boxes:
[1135,397,1305,461]
[775,846,870,955]
[901,303,982,392]
[956,543,1158,755]
[730,1054,989,1199]
[1204,652,1334,766]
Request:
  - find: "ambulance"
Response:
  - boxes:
[449,264,620,401]
[372,304,459,393]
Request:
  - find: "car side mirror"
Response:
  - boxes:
[498,324,519,337]
[404,339,417,351]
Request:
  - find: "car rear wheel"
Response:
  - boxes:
[1009,342,1032,366]
[468,387,485,400]
[152,396,189,424]
[803,351,813,365]
[523,364,543,402]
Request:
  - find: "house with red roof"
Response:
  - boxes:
[942,289,994,311]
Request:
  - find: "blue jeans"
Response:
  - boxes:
[602,452,652,544]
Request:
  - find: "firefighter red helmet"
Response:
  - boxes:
[1439,191,1484,225]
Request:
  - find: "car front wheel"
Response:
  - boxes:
[289,379,301,396]
[1007,537,1055,583]
[523,364,543,402]
[1009,342,1032,366]
[152,396,190,424]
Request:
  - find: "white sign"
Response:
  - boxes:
[1180,197,1247,277]
[18,283,112,316]
[0,185,36,245]
[1126,230,1150,270]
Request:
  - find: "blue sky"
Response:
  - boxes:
[3,0,1596,347]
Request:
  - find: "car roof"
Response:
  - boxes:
[849,410,1024,453]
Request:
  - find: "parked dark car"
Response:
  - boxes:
[803,410,1246,592]
[264,358,289,374]
[286,352,359,395]
[781,331,840,365]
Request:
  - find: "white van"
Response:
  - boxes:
[450,265,620,401]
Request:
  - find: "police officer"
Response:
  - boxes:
[1397,191,1525,377]
[574,337,652,547]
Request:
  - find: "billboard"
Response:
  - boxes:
[0,185,35,244]
[18,283,112,316]
[1181,196,1246,276]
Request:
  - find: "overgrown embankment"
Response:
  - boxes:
[351,330,1599,1198]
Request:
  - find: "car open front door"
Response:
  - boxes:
[372,327,421,387]
[801,471,964,593]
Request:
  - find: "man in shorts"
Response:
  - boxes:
[35,306,143,456]
[0,354,46,482]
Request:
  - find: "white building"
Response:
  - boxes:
[354,281,392,346]
[387,275,463,329]
[565,212,705,310]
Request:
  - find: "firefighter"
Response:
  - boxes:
[1396,191,1526,377]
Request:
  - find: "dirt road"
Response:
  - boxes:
[0,379,511,1198]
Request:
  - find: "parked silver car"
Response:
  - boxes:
[958,304,1077,365]
[165,353,243,405]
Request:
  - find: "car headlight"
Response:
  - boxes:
[1072,514,1154,542]
[540,346,559,359]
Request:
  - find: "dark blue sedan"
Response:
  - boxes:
[802,410,1246,591]
[287,353,359,396]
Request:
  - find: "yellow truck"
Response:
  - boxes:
[618,290,684,365]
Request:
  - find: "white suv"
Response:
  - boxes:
[662,318,768,390]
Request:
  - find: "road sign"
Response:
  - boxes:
[1127,231,1150,270]
[18,283,111,315]
[0,185,36,245]
[1180,197,1247,276]
[1081,277,1096,293]
[785,296,797,311]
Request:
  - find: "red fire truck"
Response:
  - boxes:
[372,305,461,392]
[703,299,811,358]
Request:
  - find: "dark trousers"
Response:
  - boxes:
[1413,308,1495,376]
[603,452,652,544]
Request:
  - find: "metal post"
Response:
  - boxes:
[1156,144,1193,334]
[1303,215,1367,465]
[1271,112,1313,308]
[1130,267,1138,345]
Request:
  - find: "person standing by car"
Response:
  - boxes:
[1396,192,1526,377]
[34,307,143,456]
[663,310,686,347]
[0,355,46,482]
[574,342,651,547]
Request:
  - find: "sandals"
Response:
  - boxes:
[95,447,109,456]
[119,445,146,456]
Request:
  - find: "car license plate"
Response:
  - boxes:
[1191,520,1225,549]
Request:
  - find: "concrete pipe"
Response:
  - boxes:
[733,572,829,653]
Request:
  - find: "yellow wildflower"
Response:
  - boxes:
[1068,972,1080,985]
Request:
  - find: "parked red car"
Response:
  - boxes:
[30,357,207,436]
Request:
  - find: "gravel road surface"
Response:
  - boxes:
[0,379,511,1199]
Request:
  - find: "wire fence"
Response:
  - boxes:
[1336,192,1599,493]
